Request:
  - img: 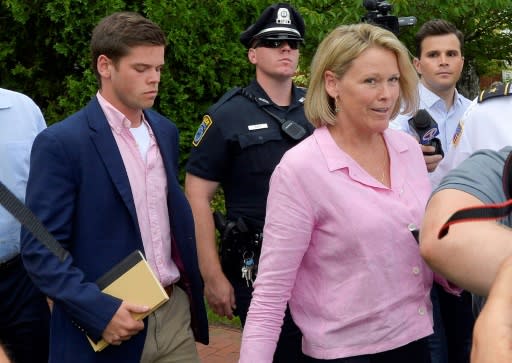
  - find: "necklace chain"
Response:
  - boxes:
[378,152,389,185]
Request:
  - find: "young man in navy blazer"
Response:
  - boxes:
[21,11,208,363]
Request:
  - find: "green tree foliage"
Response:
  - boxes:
[393,0,512,98]
[297,0,512,99]
[0,0,266,171]
[1,0,511,170]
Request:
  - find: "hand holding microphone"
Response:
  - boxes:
[408,109,444,158]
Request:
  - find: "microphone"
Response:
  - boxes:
[408,109,444,157]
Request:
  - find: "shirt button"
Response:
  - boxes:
[412,266,420,275]
[418,307,425,315]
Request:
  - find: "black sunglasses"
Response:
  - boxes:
[254,39,301,50]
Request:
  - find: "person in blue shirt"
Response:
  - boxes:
[0,87,49,363]
[390,19,471,186]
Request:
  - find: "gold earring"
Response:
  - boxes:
[334,97,340,113]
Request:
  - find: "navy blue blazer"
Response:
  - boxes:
[21,97,208,363]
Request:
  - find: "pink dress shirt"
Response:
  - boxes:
[240,126,448,361]
[97,93,180,287]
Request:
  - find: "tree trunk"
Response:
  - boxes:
[457,60,481,100]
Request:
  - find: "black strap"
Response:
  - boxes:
[438,199,512,239]
[0,181,69,261]
[239,88,307,141]
[438,152,512,239]
[239,87,287,126]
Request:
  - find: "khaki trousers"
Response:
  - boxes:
[140,285,199,363]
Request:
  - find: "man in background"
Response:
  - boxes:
[0,87,49,363]
[391,19,471,184]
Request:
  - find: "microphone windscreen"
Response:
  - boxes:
[411,109,434,129]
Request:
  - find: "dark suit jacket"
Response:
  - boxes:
[21,97,208,363]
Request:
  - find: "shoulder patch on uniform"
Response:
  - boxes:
[192,115,213,147]
[478,82,512,103]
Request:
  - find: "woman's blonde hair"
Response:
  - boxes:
[305,23,418,128]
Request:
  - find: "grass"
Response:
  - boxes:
[205,299,241,329]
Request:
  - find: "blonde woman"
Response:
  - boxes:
[239,23,458,363]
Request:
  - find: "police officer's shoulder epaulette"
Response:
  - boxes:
[294,86,307,103]
[295,86,307,96]
[208,87,242,114]
[478,82,512,103]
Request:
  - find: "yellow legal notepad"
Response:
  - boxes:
[87,250,169,352]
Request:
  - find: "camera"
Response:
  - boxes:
[361,0,416,36]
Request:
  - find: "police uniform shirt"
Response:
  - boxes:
[186,80,313,228]
[437,84,512,181]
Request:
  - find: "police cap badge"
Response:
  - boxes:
[240,3,305,48]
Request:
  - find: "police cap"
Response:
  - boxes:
[240,3,305,49]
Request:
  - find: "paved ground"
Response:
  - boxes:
[197,325,241,363]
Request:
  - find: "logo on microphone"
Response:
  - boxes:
[422,128,439,143]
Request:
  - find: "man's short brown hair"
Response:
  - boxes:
[90,11,166,85]
[415,19,464,58]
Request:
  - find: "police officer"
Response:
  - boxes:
[185,3,312,362]
[439,81,512,175]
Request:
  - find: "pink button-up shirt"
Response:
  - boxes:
[97,93,180,286]
[240,126,445,361]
